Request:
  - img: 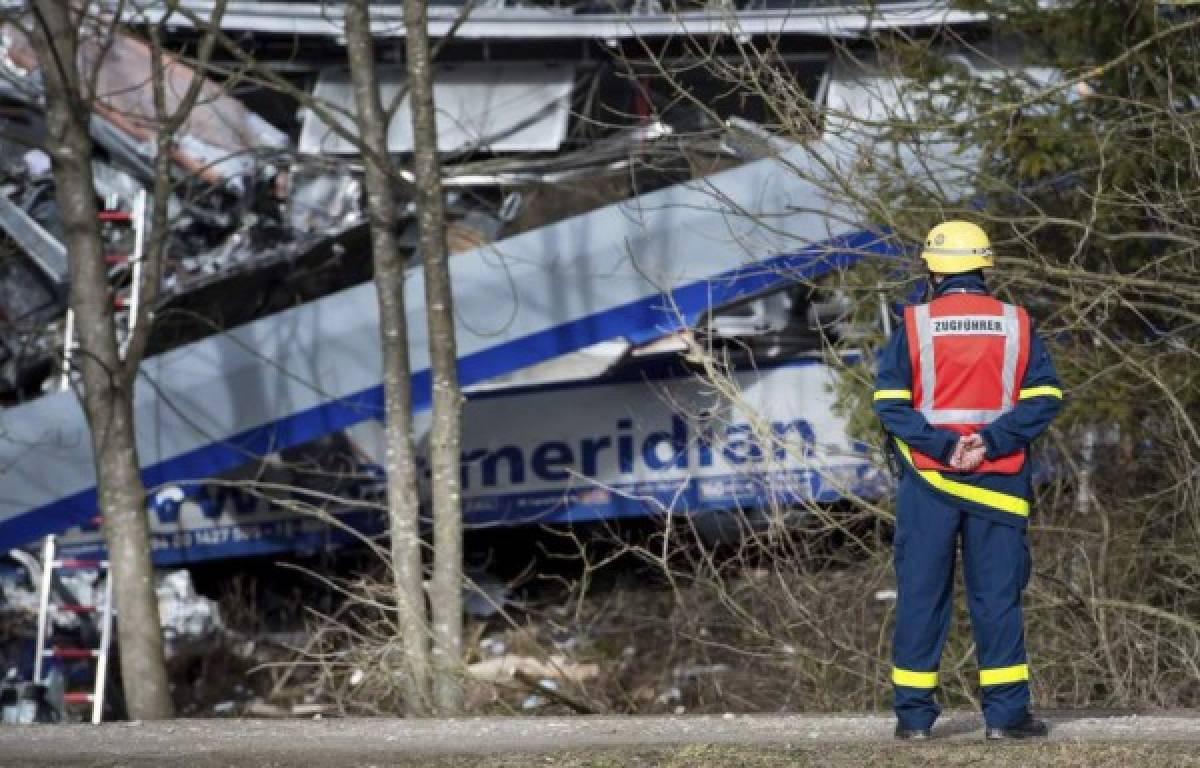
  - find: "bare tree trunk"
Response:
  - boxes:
[403,0,464,714]
[29,0,172,720]
[344,0,432,716]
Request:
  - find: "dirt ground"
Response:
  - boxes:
[4,744,1199,768]
[3,713,1200,767]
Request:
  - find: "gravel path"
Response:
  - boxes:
[2,712,1199,766]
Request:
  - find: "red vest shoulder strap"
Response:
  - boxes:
[1013,304,1031,403]
[929,293,1004,314]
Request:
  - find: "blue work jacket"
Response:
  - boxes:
[873,273,1064,527]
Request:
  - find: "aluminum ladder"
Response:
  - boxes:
[31,534,114,724]
[59,189,147,391]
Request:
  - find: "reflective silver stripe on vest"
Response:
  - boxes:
[1000,303,1019,409]
[914,302,1021,426]
[924,407,1010,425]
[913,303,937,413]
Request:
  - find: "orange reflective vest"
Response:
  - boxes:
[903,293,1031,474]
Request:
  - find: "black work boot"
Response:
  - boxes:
[894,723,932,741]
[985,712,1049,740]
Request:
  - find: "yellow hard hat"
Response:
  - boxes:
[920,220,994,274]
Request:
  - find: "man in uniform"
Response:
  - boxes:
[873,220,1063,740]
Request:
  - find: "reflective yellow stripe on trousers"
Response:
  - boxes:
[892,667,938,689]
[893,439,1031,517]
[980,663,1029,687]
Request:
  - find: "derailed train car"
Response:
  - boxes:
[52,288,887,564]
[0,3,1000,564]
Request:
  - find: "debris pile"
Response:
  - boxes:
[0,9,822,406]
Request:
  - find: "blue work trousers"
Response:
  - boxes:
[891,476,1032,730]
